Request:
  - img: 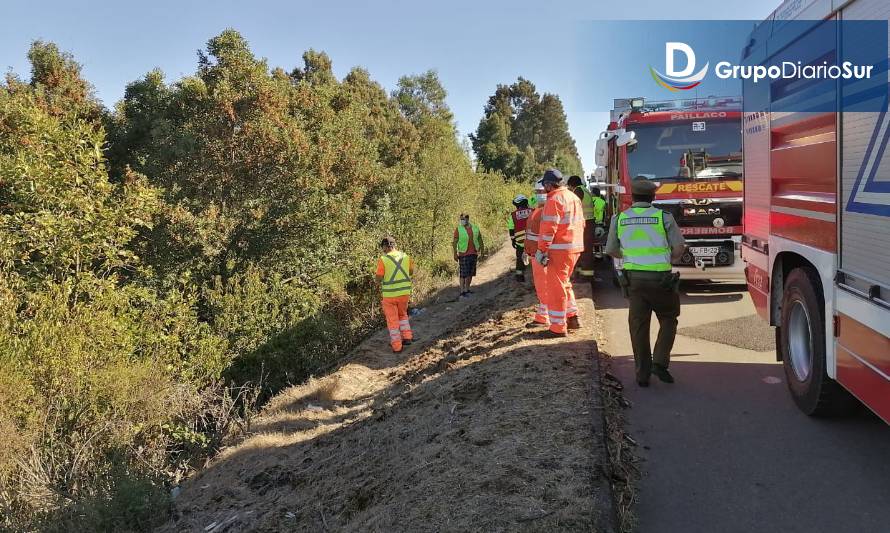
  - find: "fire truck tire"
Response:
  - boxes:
[779,267,855,416]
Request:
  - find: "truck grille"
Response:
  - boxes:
[654,198,742,229]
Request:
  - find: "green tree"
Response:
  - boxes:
[535,93,582,176]
[0,42,226,531]
[472,111,517,174]
[291,49,336,85]
[22,40,105,124]
[393,70,453,127]
[2,32,524,530]
[470,77,583,181]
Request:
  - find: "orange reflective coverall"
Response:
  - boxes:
[376,255,414,351]
[524,207,549,324]
[537,187,585,334]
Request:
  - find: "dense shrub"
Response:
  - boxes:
[0,64,229,530]
[0,33,525,530]
[108,31,523,392]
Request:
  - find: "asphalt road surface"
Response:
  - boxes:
[592,271,890,533]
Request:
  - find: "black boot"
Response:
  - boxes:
[653,365,674,384]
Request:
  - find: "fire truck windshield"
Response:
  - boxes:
[627,120,742,182]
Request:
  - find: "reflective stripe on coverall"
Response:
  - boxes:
[538,187,585,333]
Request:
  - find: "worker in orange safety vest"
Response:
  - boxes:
[375,236,415,353]
[535,168,585,337]
[524,179,550,326]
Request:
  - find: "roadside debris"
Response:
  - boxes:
[595,322,641,533]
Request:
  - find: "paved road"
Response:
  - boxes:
[592,272,890,533]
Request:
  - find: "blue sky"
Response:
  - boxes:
[1,0,780,172]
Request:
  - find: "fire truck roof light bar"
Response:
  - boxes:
[613,96,742,113]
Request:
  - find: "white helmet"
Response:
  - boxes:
[534,180,547,204]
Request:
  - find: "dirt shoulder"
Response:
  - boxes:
[160,246,613,532]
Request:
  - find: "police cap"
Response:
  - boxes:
[631,176,658,195]
[541,168,564,185]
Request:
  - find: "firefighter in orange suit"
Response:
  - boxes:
[524,179,549,326]
[375,236,415,353]
[535,168,585,337]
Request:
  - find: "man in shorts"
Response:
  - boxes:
[452,213,485,298]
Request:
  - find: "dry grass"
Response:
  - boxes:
[304,376,341,404]
[160,246,612,532]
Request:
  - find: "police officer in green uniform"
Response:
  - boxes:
[605,177,687,387]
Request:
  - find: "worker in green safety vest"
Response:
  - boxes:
[375,236,415,353]
[452,213,485,299]
[568,175,598,278]
[590,186,606,226]
[605,177,686,387]
[590,186,607,258]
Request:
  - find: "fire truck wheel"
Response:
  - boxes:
[779,267,855,416]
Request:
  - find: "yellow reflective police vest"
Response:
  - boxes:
[616,207,672,272]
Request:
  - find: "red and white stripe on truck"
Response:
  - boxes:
[742,0,890,423]
[606,97,745,281]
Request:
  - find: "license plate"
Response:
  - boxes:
[690,246,719,257]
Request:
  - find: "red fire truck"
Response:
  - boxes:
[596,97,745,280]
[742,0,889,422]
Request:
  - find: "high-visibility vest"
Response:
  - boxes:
[507,207,533,244]
[616,207,672,272]
[575,186,596,221]
[456,223,481,254]
[380,251,413,297]
[538,187,585,253]
[592,196,606,225]
[524,208,543,255]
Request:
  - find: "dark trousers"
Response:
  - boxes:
[626,272,680,380]
[514,247,525,276]
[577,221,596,276]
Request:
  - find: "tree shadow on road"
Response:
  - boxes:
[589,264,747,310]
[680,292,744,305]
[602,348,890,533]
